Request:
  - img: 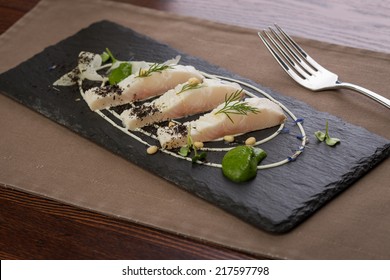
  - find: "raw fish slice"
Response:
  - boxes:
[83,65,204,111]
[157,97,286,149]
[120,78,242,130]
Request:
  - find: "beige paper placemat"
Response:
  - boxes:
[1,0,389,259]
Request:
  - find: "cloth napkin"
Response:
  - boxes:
[1,0,389,259]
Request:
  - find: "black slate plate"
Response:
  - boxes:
[0,21,389,233]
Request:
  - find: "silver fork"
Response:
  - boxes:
[258,24,390,109]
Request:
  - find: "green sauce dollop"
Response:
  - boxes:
[222,146,267,183]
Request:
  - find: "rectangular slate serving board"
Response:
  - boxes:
[0,21,389,233]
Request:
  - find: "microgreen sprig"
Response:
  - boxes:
[178,128,193,157]
[101,48,117,64]
[215,90,259,123]
[314,121,340,146]
[177,126,207,163]
[137,63,172,78]
[100,48,133,85]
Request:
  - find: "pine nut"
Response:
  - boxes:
[193,141,204,149]
[187,77,201,86]
[245,137,256,146]
[223,135,235,143]
[147,145,158,155]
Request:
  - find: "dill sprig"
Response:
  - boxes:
[137,63,172,77]
[176,78,204,95]
[215,90,259,123]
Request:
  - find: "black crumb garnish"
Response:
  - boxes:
[78,55,93,65]
[94,84,122,97]
[171,123,188,137]
[131,103,161,120]
[70,68,80,83]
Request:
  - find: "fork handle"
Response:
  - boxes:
[339,82,390,109]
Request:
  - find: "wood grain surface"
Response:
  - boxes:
[118,0,390,53]
[0,187,258,259]
[1,0,389,53]
[0,0,388,260]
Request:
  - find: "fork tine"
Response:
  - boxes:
[257,31,305,83]
[264,29,312,78]
[269,27,303,66]
[274,24,323,71]
[263,30,295,68]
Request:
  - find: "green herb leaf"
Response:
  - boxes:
[104,48,117,64]
[176,78,204,95]
[315,121,340,146]
[186,126,193,147]
[325,136,340,146]
[108,62,132,85]
[137,63,171,78]
[192,151,207,162]
[178,146,190,157]
[191,139,207,163]
[177,126,208,162]
[214,90,259,123]
[100,52,110,63]
[314,131,326,142]
[177,83,204,95]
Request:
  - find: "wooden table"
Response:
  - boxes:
[1,0,388,260]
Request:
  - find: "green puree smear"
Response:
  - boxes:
[222,146,267,183]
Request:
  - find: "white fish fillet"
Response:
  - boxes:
[83,65,204,111]
[157,97,286,149]
[120,78,242,130]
